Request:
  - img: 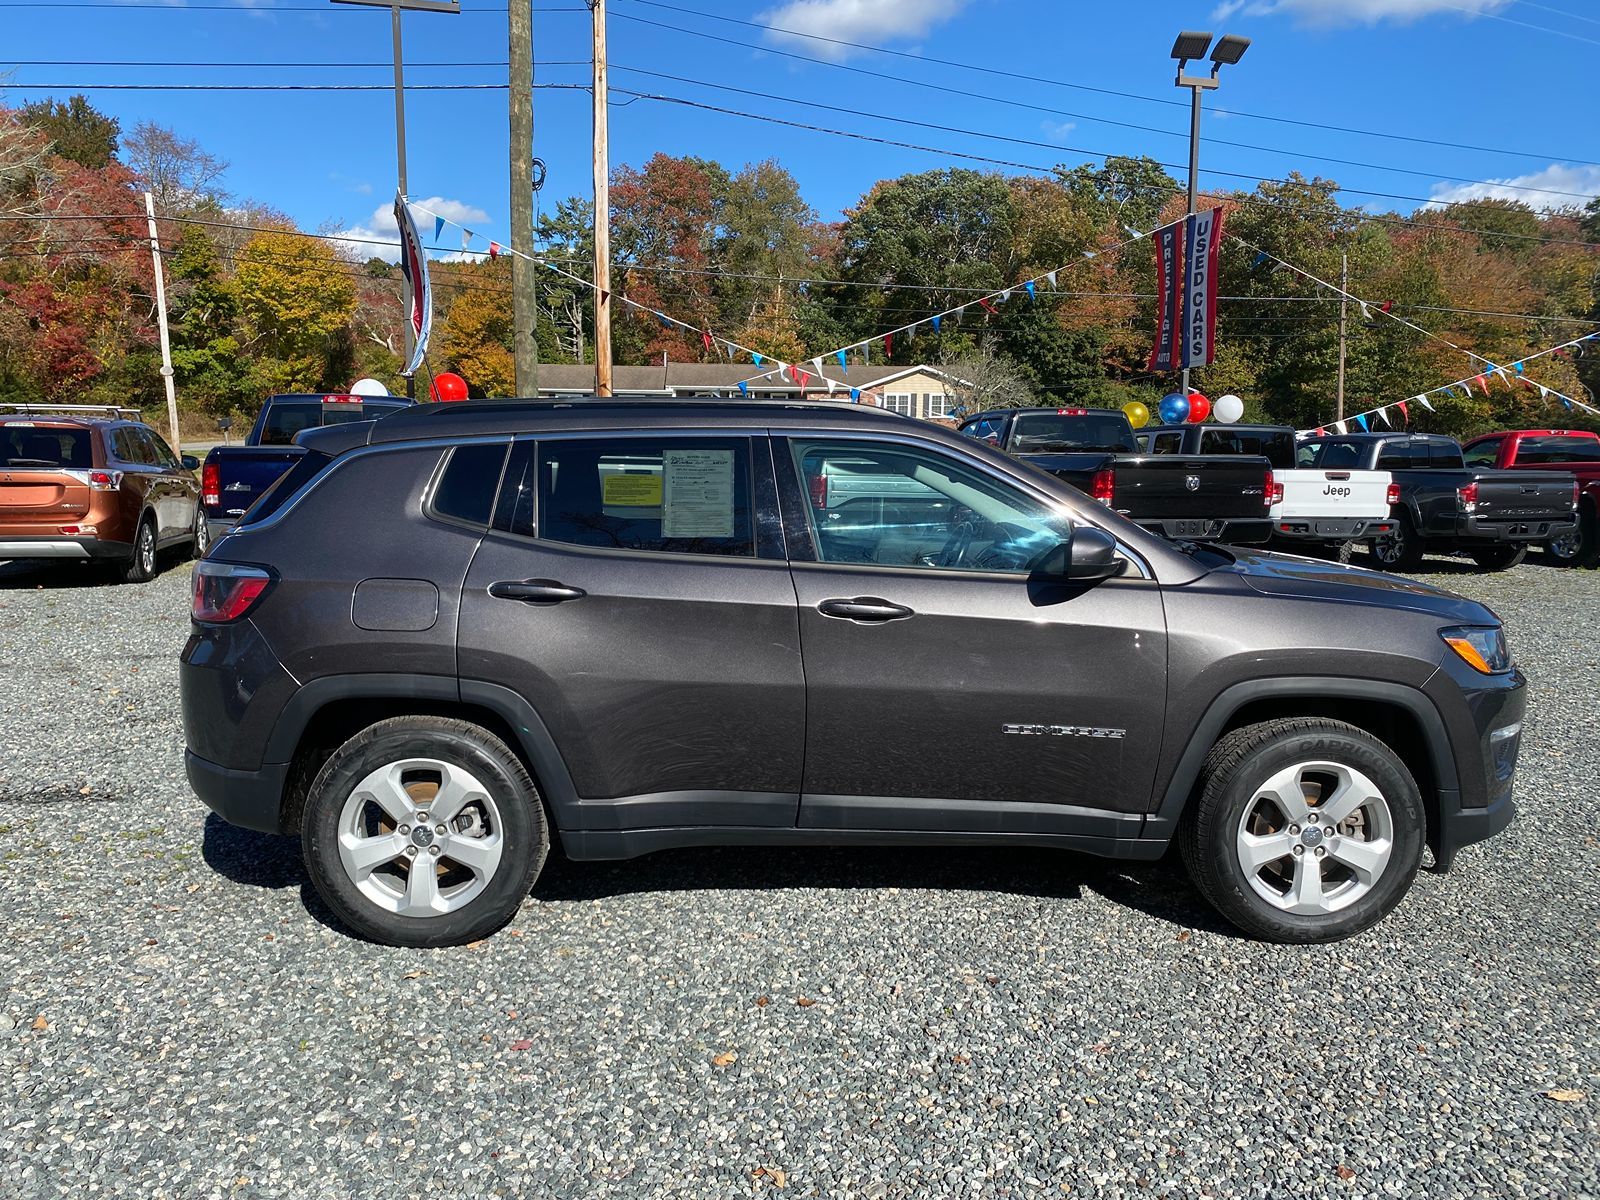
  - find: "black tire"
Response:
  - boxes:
[1546,506,1598,569]
[1330,540,1355,565]
[1178,718,1425,943]
[1366,511,1424,572]
[120,517,158,584]
[302,716,548,947]
[1468,544,1526,572]
[190,501,210,561]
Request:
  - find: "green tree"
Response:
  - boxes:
[234,230,356,393]
[20,95,120,169]
[167,228,251,416]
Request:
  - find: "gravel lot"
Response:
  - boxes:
[1,553,1595,1200]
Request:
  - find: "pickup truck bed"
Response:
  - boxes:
[960,408,1272,544]
[1463,429,1600,568]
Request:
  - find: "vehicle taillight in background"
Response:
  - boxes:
[1386,483,1401,507]
[1457,481,1479,513]
[192,561,273,623]
[1571,480,1581,509]
[320,394,362,404]
[807,473,827,509]
[201,460,220,508]
[1264,469,1284,507]
[87,470,122,491]
[1090,467,1115,505]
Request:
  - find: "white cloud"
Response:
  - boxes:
[1426,163,1600,213]
[1212,0,1509,24]
[1040,120,1077,144]
[329,196,491,263]
[758,0,969,59]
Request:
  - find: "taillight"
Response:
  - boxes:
[1265,469,1284,507]
[1572,480,1581,510]
[807,473,827,509]
[1090,467,1115,505]
[87,470,122,491]
[192,561,273,623]
[1386,483,1401,506]
[201,461,220,507]
[1458,481,1479,513]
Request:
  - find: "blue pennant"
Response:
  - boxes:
[1514,361,1525,374]
[849,388,861,402]
[835,350,847,368]
[737,381,748,396]
[752,352,764,366]
[932,315,942,333]
[1354,414,1369,431]
[1024,281,1036,301]
[433,216,445,241]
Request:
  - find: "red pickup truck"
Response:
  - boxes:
[1462,429,1600,567]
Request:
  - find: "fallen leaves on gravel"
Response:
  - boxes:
[712,1051,738,1067]
[795,996,816,1007]
[755,995,770,1007]
[401,970,428,979]
[752,1166,787,1188]
[32,1015,48,1030]
[1336,1165,1356,1181]
[508,1039,533,1052]
[1543,1088,1585,1102]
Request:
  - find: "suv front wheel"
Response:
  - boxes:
[302,716,549,947]
[1179,718,1424,943]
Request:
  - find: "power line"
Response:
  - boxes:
[612,0,1600,169]
[0,82,591,92]
[5,59,587,68]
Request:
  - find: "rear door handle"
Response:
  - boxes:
[488,579,587,604]
[817,596,914,622]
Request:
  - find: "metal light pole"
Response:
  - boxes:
[1171,30,1250,397]
[333,0,460,397]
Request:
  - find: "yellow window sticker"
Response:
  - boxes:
[601,472,663,507]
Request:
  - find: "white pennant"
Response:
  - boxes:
[1376,406,1391,427]
[1046,270,1058,288]
[811,357,823,377]
[1334,420,1347,434]
[1359,301,1372,322]
[1416,395,1433,411]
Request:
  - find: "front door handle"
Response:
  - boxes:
[817,596,914,622]
[488,579,587,604]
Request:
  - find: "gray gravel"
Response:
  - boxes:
[1,553,1596,1199]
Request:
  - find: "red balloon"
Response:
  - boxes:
[430,372,469,402]
[1185,392,1211,423]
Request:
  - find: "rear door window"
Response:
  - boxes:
[1429,441,1464,469]
[2,424,92,468]
[1514,435,1600,464]
[259,400,407,446]
[1376,441,1423,470]
[1462,437,1502,468]
[139,428,179,468]
[1200,428,1295,468]
[522,437,757,559]
[1149,432,1184,456]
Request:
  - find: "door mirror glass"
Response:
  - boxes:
[1032,527,1126,584]
[181,454,200,471]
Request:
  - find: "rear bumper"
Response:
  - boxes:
[0,535,132,560]
[186,750,291,835]
[1270,517,1395,541]
[1139,516,1272,544]
[1455,514,1577,542]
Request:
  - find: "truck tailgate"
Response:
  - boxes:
[205,446,304,521]
[1273,468,1391,519]
[1112,455,1270,518]
[1473,471,1577,522]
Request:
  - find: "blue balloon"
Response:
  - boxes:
[1158,391,1190,424]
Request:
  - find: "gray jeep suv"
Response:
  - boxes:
[181,400,1523,947]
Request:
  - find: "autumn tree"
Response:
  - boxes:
[124,120,229,213]
[234,229,356,393]
[438,260,516,396]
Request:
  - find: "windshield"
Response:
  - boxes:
[1,424,93,468]
[1199,428,1296,469]
[1009,411,1137,453]
[259,401,406,446]
[1516,435,1600,464]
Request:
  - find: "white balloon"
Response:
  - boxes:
[349,377,389,397]
[1214,393,1245,423]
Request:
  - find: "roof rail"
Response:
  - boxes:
[0,403,143,420]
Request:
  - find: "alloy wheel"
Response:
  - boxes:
[336,759,505,918]
[138,524,156,576]
[1235,760,1395,916]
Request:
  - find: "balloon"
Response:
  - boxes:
[349,377,389,397]
[1214,393,1245,423]
[1122,400,1151,429]
[429,372,469,403]
[1185,392,1211,423]
[1157,391,1189,425]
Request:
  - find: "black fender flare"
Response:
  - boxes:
[1143,676,1458,841]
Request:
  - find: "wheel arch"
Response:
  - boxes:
[266,674,580,838]
[1147,677,1456,857]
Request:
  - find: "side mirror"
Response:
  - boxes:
[181,454,200,471]
[1033,527,1126,584]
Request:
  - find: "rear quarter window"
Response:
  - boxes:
[428,442,510,528]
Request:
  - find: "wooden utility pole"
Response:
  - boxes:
[590,0,612,396]
[143,192,181,455]
[509,0,538,396]
[1336,251,1348,422]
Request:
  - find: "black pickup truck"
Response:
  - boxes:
[959,407,1272,544]
[1295,432,1578,571]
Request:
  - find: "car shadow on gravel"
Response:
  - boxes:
[0,555,192,589]
[201,815,1238,940]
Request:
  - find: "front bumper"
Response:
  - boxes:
[1456,514,1577,542]
[0,535,133,560]
[1427,660,1526,870]
[186,750,291,834]
[1432,788,1515,872]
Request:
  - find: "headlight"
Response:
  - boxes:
[1440,625,1511,674]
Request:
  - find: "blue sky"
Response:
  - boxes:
[5,0,1598,260]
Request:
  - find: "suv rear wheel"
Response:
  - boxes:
[1546,507,1597,568]
[1179,718,1424,943]
[302,716,548,947]
[120,517,158,584]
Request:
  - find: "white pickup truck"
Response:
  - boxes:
[1138,423,1395,559]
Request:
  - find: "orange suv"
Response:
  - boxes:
[1,404,204,582]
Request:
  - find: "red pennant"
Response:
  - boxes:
[883,333,893,356]
[1397,400,1408,424]
[1315,427,1326,436]
[978,298,998,316]
[1379,300,1394,313]
[796,369,811,389]
[701,329,713,351]
[489,242,501,260]
[1519,377,1536,391]
[1475,374,1489,395]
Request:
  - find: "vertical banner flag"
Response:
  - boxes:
[1180,207,1224,370]
[1147,219,1183,372]
[394,194,432,379]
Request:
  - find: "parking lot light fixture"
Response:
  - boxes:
[1170,30,1214,64]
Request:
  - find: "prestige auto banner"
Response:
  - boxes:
[1147,219,1184,372]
